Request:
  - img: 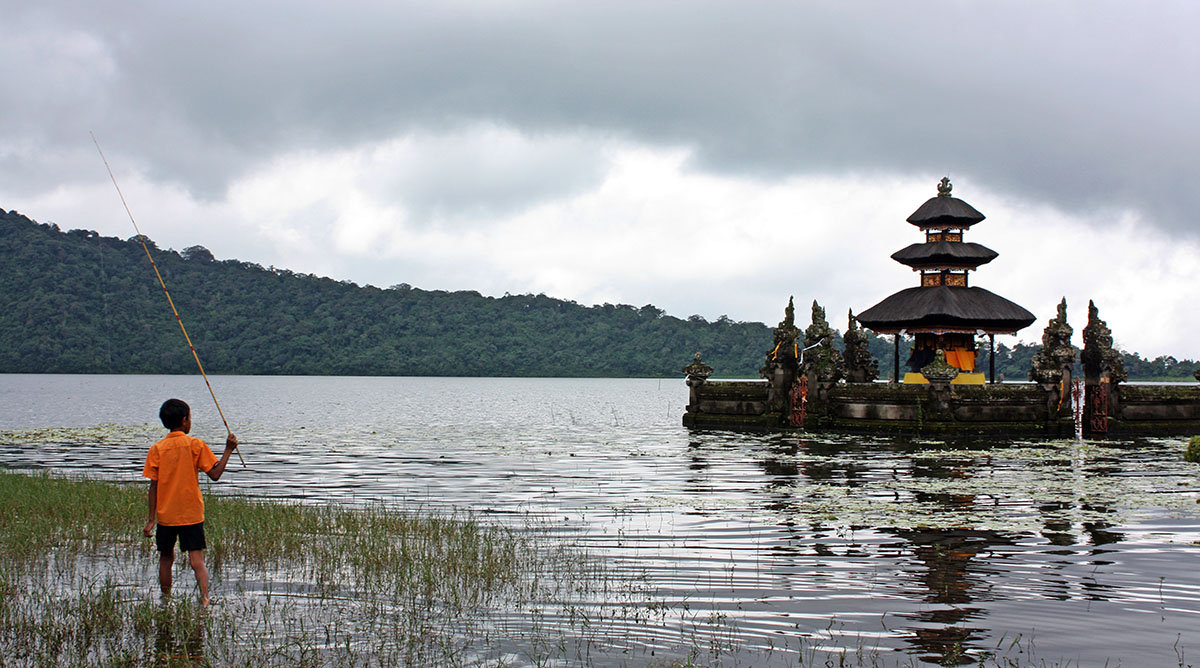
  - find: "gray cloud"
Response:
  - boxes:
[2,1,1196,230]
[356,128,610,224]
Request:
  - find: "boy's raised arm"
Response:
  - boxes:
[206,433,239,481]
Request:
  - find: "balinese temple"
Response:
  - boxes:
[857,178,1036,384]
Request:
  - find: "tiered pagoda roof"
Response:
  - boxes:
[891,240,998,269]
[905,192,986,229]
[855,286,1035,333]
[856,178,1035,336]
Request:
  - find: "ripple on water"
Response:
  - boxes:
[2,375,1199,666]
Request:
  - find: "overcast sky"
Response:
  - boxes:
[3,1,1198,360]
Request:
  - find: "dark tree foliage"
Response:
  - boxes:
[990,342,1041,382]
[181,245,215,263]
[0,210,775,377]
[986,342,1197,383]
[4,209,1193,380]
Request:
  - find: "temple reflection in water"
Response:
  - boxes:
[682,432,1132,666]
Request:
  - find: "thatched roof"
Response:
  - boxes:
[906,196,985,229]
[891,241,998,268]
[857,286,1035,334]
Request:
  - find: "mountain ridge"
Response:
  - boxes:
[0,208,772,377]
[4,207,1196,381]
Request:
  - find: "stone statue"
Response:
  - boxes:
[1082,300,1127,384]
[843,309,879,383]
[799,300,845,383]
[773,297,801,356]
[1081,300,1125,436]
[761,297,804,414]
[937,176,953,197]
[682,351,714,414]
[682,352,713,383]
[920,349,960,384]
[761,296,802,375]
[1030,298,1076,385]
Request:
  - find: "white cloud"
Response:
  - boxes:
[9,126,1200,361]
[186,129,1200,360]
[969,197,1200,360]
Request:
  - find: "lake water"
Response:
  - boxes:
[2,374,1198,666]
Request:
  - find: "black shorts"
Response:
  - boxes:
[156,522,206,553]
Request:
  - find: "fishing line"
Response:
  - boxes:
[91,132,245,467]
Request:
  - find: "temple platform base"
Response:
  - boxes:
[683,379,1200,436]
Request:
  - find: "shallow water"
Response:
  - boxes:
[2,374,1198,666]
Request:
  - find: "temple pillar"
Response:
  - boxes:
[765,361,797,413]
[1081,301,1126,437]
[894,334,901,383]
[988,334,996,384]
[682,353,713,414]
[1083,374,1110,436]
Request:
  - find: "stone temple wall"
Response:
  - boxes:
[683,378,1200,437]
[1108,384,1200,435]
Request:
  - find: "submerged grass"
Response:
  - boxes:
[206,493,530,609]
[0,469,598,666]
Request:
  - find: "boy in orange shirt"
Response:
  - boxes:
[142,398,238,605]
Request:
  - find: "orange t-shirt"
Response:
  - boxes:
[142,431,218,526]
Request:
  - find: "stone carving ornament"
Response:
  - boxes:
[682,352,714,383]
[1082,300,1127,383]
[920,349,960,384]
[843,309,879,383]
[799,300,845,383]
[769,297,801,360]
[1030,298,1076,385]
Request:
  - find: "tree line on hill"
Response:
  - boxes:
[2,208,1196,380]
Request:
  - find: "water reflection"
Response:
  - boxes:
[153,608,205,667]
[748,437,1002,664]
[885,528,1007,664]
[738,432,1182,666]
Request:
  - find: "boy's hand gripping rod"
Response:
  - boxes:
[92,133,246,468]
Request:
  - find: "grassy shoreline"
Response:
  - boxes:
[0,469,601,667]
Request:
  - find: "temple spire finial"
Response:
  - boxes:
[937,176,953,197]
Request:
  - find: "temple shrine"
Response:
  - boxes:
[856,178,1035,384]
[680,179,1200,436]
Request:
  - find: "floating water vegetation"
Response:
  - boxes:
[670,434,1200,534]
[0,422,160,447]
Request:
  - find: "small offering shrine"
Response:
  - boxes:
[856,178,1035,383]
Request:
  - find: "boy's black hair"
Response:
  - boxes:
[159,398,190,430]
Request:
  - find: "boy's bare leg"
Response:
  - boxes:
[158,551,174,597]
[188,549,211,605]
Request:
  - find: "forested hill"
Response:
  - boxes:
[3,208,1197,379]
[0,209,773,377]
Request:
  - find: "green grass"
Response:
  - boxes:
[0,469,145,558]
[0,469,598,666]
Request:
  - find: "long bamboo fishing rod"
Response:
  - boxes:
[91,132,245,467]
